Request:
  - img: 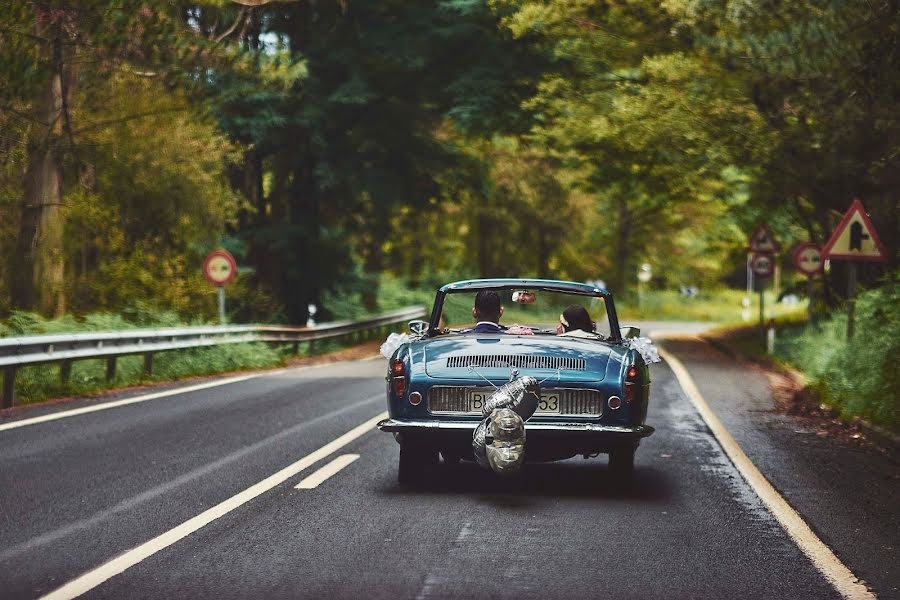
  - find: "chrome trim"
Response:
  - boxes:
[377,418,655,438]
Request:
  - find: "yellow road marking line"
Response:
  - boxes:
[659,345,873,600]
[295,454,360,489]
[40,411,388,600]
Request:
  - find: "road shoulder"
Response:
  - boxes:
[659,336,899,599]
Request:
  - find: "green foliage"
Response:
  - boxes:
[61,73,242,318]
[1,305,185,336]
[320,274,434,321]
[775,285,899,431]
[1,0,896,353]
[12,343,285,406]
[618,289,804,323]
[487,0,896,292]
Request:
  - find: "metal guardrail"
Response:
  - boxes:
[0,306,426,408]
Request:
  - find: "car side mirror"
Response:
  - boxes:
[620,325,641,339]
[408,320,429,336]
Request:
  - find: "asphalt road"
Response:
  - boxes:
[0,342,896,599]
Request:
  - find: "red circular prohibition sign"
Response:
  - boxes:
[203,249,237,287]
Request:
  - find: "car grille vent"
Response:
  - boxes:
[446,355,585,371]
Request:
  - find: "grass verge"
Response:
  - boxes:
[703,285,898,434]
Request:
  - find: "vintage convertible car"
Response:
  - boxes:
[377,279,654,484]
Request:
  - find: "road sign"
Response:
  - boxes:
[203,249,237,287]
[748,223,780,253]
[637,263,652,283]
[750,252,775,278]
[792,243,824,276]
[822,198,888,262]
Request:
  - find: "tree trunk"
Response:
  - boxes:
[536,230,550,279]
[615,200,632,294]
[11,31,67,316]
[361,206,390,312]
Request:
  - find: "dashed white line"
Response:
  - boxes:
[294,454,360,489]
[659,345,873,600]
[39,410,388,600]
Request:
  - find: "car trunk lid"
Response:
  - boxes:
[423,336,611,382]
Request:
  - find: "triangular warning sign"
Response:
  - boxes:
[822,199,888,262]
[748,223,780,253]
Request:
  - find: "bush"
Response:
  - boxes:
[775,284,899,431]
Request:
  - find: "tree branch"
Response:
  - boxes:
[70,106,189,135]
[214,7,247,43]
[0,25,49,43]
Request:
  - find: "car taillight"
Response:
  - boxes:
[391,359,407,397]
[624,364,638,402]
[391,360,405,377]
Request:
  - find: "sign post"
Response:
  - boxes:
[822,199,887,340]
[637,263,652,310]
[748,223,779,326]
[750,252,775,324]
[792,243,824,325]
[203,249,238,324]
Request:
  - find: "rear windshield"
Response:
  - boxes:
[436,289,612,337]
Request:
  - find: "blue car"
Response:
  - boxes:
[377,279,654,484]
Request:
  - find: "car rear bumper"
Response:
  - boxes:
[377,418,654,439]
[378,418,653,461]
[378,419,654,460]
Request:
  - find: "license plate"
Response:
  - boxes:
[468,389,561,414]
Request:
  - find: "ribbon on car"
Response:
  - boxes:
[379,332,410,359]
[472,376,541,475]
[623,336,661,364]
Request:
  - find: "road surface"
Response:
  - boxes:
[0,338,896,599]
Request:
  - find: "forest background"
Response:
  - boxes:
[1,0,897,325]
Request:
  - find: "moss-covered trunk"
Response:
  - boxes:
[11,30,66,316]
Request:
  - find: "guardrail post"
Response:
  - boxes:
[143,353,154,377]
[60,360,72,385]
[2,366,15,408]
[106,357,117,382]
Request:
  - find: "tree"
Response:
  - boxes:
[1,1,235,315]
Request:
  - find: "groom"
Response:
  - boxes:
[464,290,505,334]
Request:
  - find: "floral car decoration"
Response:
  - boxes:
[377,279,658,484]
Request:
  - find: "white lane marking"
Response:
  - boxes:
[1,394,383,561]
[659,345,873,600]
[294,454,360,489]
[0,354,385,433]
[40,410,389,600]
[0,375,257,433]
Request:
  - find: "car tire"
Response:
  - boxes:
[608,445,636,478]
[398,439,438,486]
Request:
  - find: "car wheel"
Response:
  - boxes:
[398,439,438,486]
[608,445,636,478]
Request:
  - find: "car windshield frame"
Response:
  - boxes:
[426,279,622,342]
